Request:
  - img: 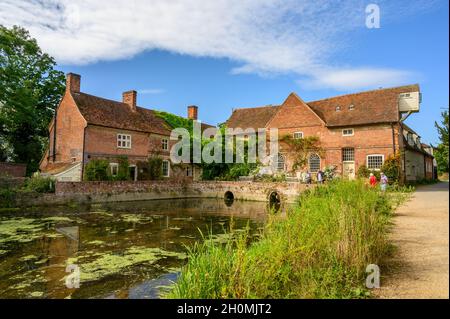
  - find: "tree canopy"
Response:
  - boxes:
[434,110,449,174]
[0,25,65,174]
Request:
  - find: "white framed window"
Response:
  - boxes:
[117,134,131,148]
[349,104,355,111]
[367,155,384,170]
[293,131,303,139]
[342,148,355,162]
[308,153,321,172]
[342,128,354,136]
[110,163,118,176]
[162,160,170,177]
[335,106,341,111]
[162,138,169,151]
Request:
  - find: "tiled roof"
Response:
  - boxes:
[72,92,172,135]
[307,84,420,127]
[403,135,433,157]
[226,105,280,129]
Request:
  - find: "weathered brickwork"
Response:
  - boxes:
[0,163,27,177]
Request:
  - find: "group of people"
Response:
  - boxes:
[301,170,388,191]
[369,172,389,191]
[302,170,325,184]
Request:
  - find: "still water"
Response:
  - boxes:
[0,198,267,299]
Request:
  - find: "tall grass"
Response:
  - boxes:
[167,180,401,299]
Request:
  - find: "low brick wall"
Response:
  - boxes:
[0,163,27,177]
[55,180,314,204]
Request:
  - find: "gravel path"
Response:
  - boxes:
[376,182,449,299]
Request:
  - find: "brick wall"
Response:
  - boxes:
[53,92,87,163]
[0,163,27,177]
[275,123,399,175]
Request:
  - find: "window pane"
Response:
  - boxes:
[162,161,169,176]
[367,155,383,170]
[342,148,354,161]
[308,154,320,172]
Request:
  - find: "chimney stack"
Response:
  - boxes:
[123,90,137,111]
[187,105,198,120]
[66,73,81,93]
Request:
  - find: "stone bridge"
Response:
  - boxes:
[53,180,314,206]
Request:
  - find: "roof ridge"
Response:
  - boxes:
[233,104,279,111]
[73,91,127,106]
[307,84,420,104]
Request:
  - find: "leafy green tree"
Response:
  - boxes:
[434,110,449,174]
[0,25,65,174]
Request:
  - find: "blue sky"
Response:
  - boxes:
[1,0,448,144]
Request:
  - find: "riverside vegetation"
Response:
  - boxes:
[168,180,412,299]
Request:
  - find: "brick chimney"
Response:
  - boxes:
[66,73,81,93]
[123,90,137,111]
[187,105,198,120]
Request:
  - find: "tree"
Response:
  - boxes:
[434,110,449,174]
[0,25,65,175]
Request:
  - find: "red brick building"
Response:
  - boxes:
[40,73,209,181]
[226,85,434,182]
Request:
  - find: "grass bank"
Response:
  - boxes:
[167,180,410,299]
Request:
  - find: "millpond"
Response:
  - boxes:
[0,198,269,299]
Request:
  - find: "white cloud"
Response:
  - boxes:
[0,0,438,90]
[298,68,417,91]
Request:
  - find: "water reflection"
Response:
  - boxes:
[0,198,267,299]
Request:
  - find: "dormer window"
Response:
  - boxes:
[349,104,354,111]
[335,106,341,112]
[342,128,354,136]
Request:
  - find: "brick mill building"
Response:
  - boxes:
[39,73,209,181]
[226,85,435,182]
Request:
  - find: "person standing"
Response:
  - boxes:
[317,170,324,184]
[305,171,312,184]
[380,172,388,192]
[369,173,377,187]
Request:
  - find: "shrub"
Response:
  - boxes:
[116,156,130,181]
[84,159,110,181]
[357,165,370,178]
[323,165,337,180]
[0,187,17,207]
[224,163,258,181]
[381,153,401,184]
[23,175,55,193]
[148,156,163,180]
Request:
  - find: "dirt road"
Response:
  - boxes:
[376,182,449,299]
